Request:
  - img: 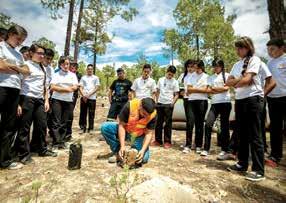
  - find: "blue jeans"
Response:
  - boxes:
[100,122,150,163]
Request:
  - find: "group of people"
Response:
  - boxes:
[0,25,100,169]
[101,36,285,182]
[0,25,285,182]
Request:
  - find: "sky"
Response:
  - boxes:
[0,0,270,68]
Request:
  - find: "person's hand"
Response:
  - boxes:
[119,146,126,159]
[44,101,50,112]
[135,149,145,163]
[82,96,88,103]
[17,105,22,117]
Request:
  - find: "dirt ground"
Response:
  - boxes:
[0,98,286,203]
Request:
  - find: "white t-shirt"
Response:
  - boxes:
[45,65,54,87]
[45,65,54,98]
[50,70,78,102]
[79,75,100,100]
[178,72,193,98]
[157,77,180,104]
[229,56,264,100]
[187,72,209,100]
[259,61,272,88]
[20,60,46,99]
[208,72,231,104]
[267,54,286,98]
[131,77,157,99]
[0,41,24,89]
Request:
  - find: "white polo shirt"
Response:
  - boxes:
[229,56,264,100]
[79,75,100,100]
[259,61,272,88]
[0,41,24,89]
[267,54,286,98]
[131,77,157,99]
[50,70,78,102]
[157,76,180,104]
[178,72,193,98]
[187,72,209,100]
[20,60,45,99]
[208,72,231,104]
[45,65,54,87]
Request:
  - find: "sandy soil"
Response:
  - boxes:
[0,98,285,203]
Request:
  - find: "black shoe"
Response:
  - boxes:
[20,156,34,165]
[58,143,66,149]
[39,150,57,157]
[79,129,86,134]
[227,163,247,172]
[245,171,265,182]
[64,135,73,142]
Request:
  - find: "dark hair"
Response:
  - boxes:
[45,48,55,58]
[58,56,69,66]
[235,36,255,71]
[29,44,45,54]
[0,27,7,40]
[212,59,226,83]
[7,25,27,40]
[86,64,93,68]
[143,64,152,70]
[182,59,194,82]
[266,38,285,48]
[195,60,205,72]
[116,68,124,73]
[167,65,176,74]
[19,46,30,54]
[70,62,78,68]
[141,98,155,114]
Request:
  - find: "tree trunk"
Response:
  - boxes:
[196,34,199,60]
[267,0,286,39]
[171,47,174,65]
[73,0,84,62]
[93,51,97,73]
[64,0,75,56]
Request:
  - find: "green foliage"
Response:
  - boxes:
[77,60,87,75]
[0,13,15,29]
[164,0,238,69]
[109,165,140,202]
[40,0,68,19]
[79,0,138,68]
[32,181,42,203]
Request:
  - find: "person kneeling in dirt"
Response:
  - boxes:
[100,97,157,167]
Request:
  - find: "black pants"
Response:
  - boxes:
[0,87,20,168]
[261,99,267,151]
[183,98,192,146]
[229,121,239,154]
[66,94,78,136]
[204,103,231,152]
[15,96,48,160]
[186,100,208,148]
[79,98,96,130]
[50,99,74,145]
[267,96,286,161]
[107,101,127,120]
[236,96,264,175]
[155,103,174,144]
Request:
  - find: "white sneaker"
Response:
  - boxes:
[195,147,201,154]
[7,162,23,170]
[200,150,208,156]
[182,147,191,154]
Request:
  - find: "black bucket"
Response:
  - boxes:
[68,143,83,170]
